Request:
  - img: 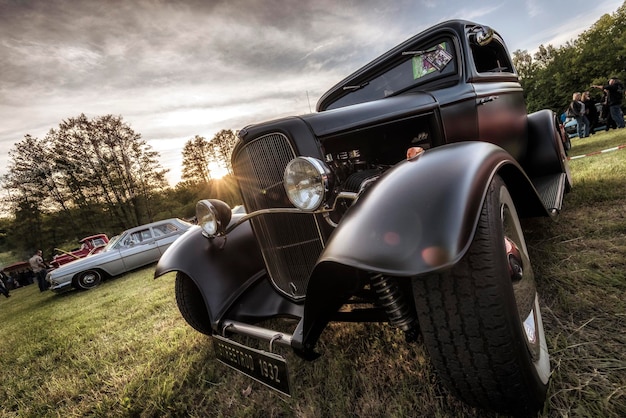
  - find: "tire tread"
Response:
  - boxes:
[413,176,546,417]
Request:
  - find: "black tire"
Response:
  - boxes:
[76,270,102,290]
[175,272,212,335]
[412,175,550,417]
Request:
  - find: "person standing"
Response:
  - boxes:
[0,271,10,298]
[582,91,599,134]
[29,250,49,292]
[592,78,625,128]
[600,90,616,130]
[569,92,590,138]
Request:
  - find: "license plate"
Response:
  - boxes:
[213,335,291,396]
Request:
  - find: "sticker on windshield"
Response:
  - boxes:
[412,43,453,79]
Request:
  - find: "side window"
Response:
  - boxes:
[153,223,179,237]
[123,229,152,246]
[121,234,133,247]
[470,40,513,73]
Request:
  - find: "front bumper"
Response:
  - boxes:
[47,272,73,292]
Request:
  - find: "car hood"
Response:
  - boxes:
[48,250,118,277]
[299,93,438,137]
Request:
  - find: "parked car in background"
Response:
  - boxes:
[156,20,571,416]
[50,234,109,269]
[1,261,33,289]
[48,218,191,292]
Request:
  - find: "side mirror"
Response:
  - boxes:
[470,25,494,46]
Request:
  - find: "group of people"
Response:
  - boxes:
[0,250,51,299]
[568,77,625,138]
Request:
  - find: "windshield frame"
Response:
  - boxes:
[321,35,459,111]
[104,234,123,251]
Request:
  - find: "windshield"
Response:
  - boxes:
[326,38,456,110]
[104,235,122,251]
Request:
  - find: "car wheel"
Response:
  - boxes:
[412,175,550,417]
[175,272,212,335]
[76,270,102,290]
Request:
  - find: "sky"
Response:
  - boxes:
[1,0,623,186]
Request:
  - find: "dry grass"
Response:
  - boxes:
[523,130,626,417]
[0,130,625,417]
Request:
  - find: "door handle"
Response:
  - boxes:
[478,95,499,105]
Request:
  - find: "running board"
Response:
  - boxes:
[531,173,567,215]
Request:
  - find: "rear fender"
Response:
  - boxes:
[292,141,547,355]
[524,109,572,188]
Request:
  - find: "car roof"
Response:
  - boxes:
[121,218,187,234]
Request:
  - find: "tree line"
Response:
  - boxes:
[0,114,240,262]
[2,2,625,264]
[512,2,626,114]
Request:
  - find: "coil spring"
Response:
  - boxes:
[370,274,419,342]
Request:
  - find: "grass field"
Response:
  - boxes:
[1,131,625,417]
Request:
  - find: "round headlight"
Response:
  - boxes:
[284,157,332,211]
[196,200,218,236]
[196,199,232,237]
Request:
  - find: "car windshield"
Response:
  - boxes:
[326,38,456,110]
[91,238,107,246]
[103,235,121,251]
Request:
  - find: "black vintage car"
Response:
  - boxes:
[156,20,571,416]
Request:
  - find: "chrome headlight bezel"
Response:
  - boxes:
[196,199,232,237]
[283,157,333,211]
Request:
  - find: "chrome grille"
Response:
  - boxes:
[233,133,324,300]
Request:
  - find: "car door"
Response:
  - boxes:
[119,227,161,270]
[151,221,184,255]
[470,35,528,161]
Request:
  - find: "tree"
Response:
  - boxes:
[577,8,626,83]
[519,2,626,114]
[210,129,238,176]
[512,50,535,80]
[181,135,213,184]
[46,114,167,228]
[533,44,559,68]
[2,114,168,254]
[2,135,55,250]
[180,130,238,183]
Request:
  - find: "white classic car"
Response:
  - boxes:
[47,218,192,292]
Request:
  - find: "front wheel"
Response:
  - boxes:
[175,272,212,335]
[412,175,550,417]
[76,270,102,290]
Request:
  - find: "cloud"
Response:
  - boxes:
[525,0,542,18]
[1,0,623,187]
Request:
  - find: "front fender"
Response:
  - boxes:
[293,141,546,356]
[316,141,545,276]
[154,223,267,325]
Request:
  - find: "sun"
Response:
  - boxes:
[208,162,230,179]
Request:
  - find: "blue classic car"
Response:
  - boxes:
[48,218,191,292]
[156,20,570,417]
